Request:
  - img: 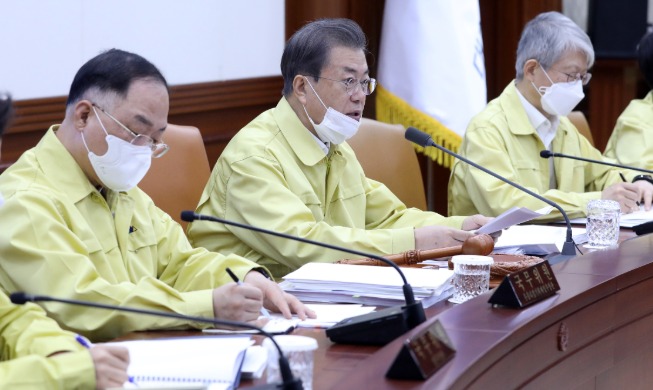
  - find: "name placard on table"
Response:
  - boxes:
[488,260,560,308]
[386,320,455,380]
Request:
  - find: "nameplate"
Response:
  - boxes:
[386,319,455,380]
[488,260,560,308]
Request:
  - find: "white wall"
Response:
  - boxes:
[0,0,285,99]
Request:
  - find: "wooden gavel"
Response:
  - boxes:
[335,234,494,267]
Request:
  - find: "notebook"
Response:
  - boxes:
[107,336,251,389]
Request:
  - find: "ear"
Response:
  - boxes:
[293,75,310,106]
[523,59,539,82]
[72,100,93,131]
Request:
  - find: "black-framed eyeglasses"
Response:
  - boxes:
[308,76,377,96]
[551,69,592,86]
[92,103,169,158]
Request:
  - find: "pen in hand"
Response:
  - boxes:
[620,172,641,207]
[75,335,138,386]
[226,267,271,318]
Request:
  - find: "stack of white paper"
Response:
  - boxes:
[279,263,454,308]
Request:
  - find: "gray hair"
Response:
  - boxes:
[515,11,594,80]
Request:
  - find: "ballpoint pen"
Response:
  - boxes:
[226,267,271,318]
[76,335,138,386]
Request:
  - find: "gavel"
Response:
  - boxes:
[335,234,494,267]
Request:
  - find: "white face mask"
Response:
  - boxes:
[532,67,585,117]
[82,106,152,192]
[302,77,360,145]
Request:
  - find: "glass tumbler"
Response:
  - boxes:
[586,199,621,248]
[449,255,494,304]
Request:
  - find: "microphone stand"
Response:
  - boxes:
[405,127,576,263]
[10,292,302,390]
[181,211,426,345]
[540,150,653,174]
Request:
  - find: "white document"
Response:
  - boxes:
[240,345,268,380]
[279,263,454,307]
[261,304,377,329]
[476,206,554,234]
[494,225,587,255]
[570,205,653,228]
[202,303,378,335]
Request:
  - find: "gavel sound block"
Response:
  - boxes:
[335,234,495,267]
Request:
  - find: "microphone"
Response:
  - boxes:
[10,292,301,390]
[180,211,426,345]
[540,150,653,174]
[405,127,576,263]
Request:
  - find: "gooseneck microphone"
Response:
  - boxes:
[405,127,576,263]
[10,292,301,390]
[540,150,653,175]
[181,211,426,345]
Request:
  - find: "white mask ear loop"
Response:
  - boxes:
[303,77,329,111]
[81,105,109,153]
[535,65,556,94]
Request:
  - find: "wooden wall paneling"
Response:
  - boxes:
[285,0,385,120]
[168,76,284,168]
[0,97,66,171]
[480,0,562,101]
[0,76,284,173]
[285,0,349,37]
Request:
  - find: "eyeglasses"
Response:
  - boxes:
[92,103,169,158]
[308,76,377,96]
[551,69,592,86]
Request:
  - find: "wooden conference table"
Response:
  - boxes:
[123,229,653,389]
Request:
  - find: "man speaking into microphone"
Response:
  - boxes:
[449,12,653,220]
[188,18,493,278]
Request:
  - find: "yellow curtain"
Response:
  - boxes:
[375,84,462,169]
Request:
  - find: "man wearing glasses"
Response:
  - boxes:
[449,11,653,220]
[187,18,491,278]
[0,49,312,342]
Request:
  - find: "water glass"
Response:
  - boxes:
[263,335,318,390]
[586,199,620,248]
[449,255,493,304]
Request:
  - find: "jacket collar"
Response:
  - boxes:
[272,97,333,167]
[36,126,102,204]
[500,81,572,140]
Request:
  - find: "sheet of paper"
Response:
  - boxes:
[493,225,587,255]
[569,205,653,228]
[240,345,267,380]
[476,206,553,234]
[203,304,379,334]
[276,303,377,328]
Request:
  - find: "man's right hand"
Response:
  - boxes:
[414,226,474,251]
[212,282,264,323]
[90,345,130,389]
[602,182,641,213]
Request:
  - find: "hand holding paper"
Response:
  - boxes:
[475,206,554,235]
